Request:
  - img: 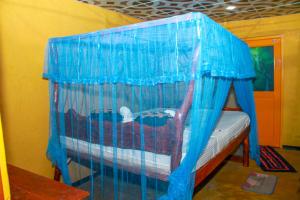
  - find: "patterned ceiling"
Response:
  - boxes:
[78,0,300,22]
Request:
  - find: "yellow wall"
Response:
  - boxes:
[0,0,140,178]
[222,14,300,146]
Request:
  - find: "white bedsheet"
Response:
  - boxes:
[61,111,250,176]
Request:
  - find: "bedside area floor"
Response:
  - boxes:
[193,148,300,200]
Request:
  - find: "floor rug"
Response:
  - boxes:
[260,146,297,172]
[242,172,277,194]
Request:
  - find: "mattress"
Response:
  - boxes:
[60,111,250,176]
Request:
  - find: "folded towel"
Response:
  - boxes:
[120,106,134,123]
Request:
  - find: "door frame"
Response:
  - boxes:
[245,36,282,147]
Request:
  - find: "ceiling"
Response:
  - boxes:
[78,0,300,22]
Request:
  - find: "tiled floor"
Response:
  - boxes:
[193,149,300,200]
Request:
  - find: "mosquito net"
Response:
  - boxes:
[43,13,260,200]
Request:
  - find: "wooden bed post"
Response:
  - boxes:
[171,44,200,171]
[171,80,194,170]
[243,135,250,167]
[53,83,62,182]
[54,166,62,182]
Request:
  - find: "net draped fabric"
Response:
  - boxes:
[43,13,260,200]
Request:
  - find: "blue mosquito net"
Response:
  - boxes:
[43,13,260,200]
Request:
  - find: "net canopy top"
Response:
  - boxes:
[43,12,255,85]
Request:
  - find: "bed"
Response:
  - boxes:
[44,12,260,200]
[57,109,250,183]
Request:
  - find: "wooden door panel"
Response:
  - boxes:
[254,94,274,145]
[246,37,282,147]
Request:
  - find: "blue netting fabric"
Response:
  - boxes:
[43,13,260,200]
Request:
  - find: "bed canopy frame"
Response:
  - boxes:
[43,13,260,200]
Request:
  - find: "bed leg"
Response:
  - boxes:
[243,136,249,167]
[54,166,61,181]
